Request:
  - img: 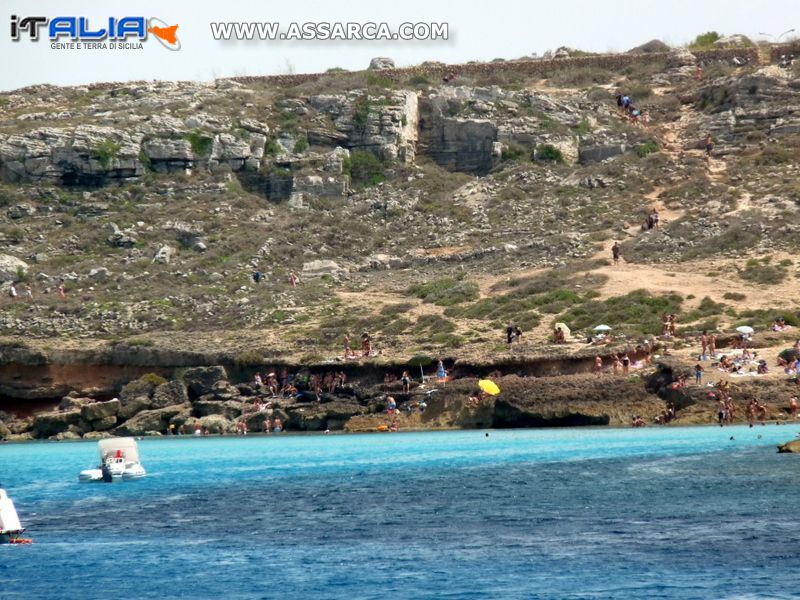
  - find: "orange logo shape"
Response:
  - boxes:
[148,18,180,50]
[148,24,178,44]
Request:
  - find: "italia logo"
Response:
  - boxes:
[10,15,181,50]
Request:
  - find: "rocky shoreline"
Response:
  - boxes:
[2,340,799,441]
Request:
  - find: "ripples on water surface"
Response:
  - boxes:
[2,426,800,599]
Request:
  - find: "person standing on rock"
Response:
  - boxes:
[611,242,621,265]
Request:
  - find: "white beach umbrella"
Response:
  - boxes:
[735,326,754,335]
[593,325,612,332]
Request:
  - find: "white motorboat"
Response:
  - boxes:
[79,437,147,483]
[0,487,31,544]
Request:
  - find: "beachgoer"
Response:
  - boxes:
[401,371,411,393]
[593,356,603,377]
[24,284,32,300]
[343,334,352,359]
[611,242,621,265]
[612,356,622,375]
[695,364,704,384]
[273,417,283,433]
[700,330,709,358]
[704,134,714,160]
[789,396,798,420]
[695,64,703,80]
[387,396,397,414]
[8,283,17,302]
[58,282,65,298]
[436,360,447,382]
[621,353,630,374]
[708,334,717,357]
[252,270,262,284]
[361,332,372,357]
[718,398,727,426]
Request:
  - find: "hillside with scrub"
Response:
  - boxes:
[1,34,800,438]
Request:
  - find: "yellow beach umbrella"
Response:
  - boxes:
[478,379,501,396]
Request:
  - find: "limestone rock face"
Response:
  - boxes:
[368,57,395,70]
[0,125,144,184]
[302,259,347,279]
[152,380,189,409]
[142,138,194,173]
[116,404,189,435]
[197,414,233,434]
[192,400,244,420]
[332,90,419,163]
[667,47,696,67]
[80,399,121,422]
[32,409,81,438]
[713,34,750,48]
[0,254,29,282]
[182,366,228,398]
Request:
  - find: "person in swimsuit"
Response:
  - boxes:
[621,354,630,374]
[401,371,411,393]
[593,356,603,377]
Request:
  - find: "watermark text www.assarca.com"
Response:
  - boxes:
[210,22,448,41]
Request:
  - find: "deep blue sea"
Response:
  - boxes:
[2,425,800,599]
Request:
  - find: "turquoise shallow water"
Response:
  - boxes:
[1,425,800,599]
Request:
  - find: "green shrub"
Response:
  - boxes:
[137,150,152,171]
[185,129,214,156]
[366,73,394,88]
[326,67,349,73]
[501,143,528,162]
[756,144,794,165]
[689,31,721,50]
[635,139,659,157]
[409,278,479,306]
[697,87,731,110]
[572,120,592,135]
[407,74,430,86]
[683,296,726,322]
[264,138,281,155]
[723,292,746,301]
[739,258,787,285]
[233,351,265,366]
[91,140,121,169]
[735,309,800,328]
[293,137,309,154]
[557,289,683,335]
[15,265,28,282]
[345,151,385,188]
[534,144,564,163]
